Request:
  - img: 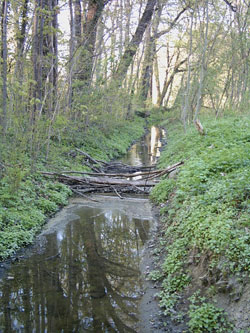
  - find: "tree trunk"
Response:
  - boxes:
[158,55,187,107]
[194,0,209,121]
[113,0,157,84]
[1,0,9,135]
[74,0,82,47]
[17,0,29,55]
[153,55,161,102]
[139,25,153,101]
[68,0,74,108]
[182,6,195,129]
[75,0,107,88]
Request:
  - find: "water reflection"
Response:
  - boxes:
[0,126,164,332]
[0,204,151,332]
[121,126,166,166]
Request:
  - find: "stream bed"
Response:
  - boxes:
[0,127,165,332]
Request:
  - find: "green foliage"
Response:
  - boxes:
[188,294,233,332]
[45,116,145,171]
[151,116,250,325]
[0,175,72,259]
[148,269,163,281]
[150,178,175,204]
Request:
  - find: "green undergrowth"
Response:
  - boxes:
[150,116,250,331]
[0,118,145,259]
[39,117,145,171]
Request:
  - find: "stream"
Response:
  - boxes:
[0,126,166,332]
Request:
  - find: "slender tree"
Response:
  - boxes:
[113,0,157,84]
[194,0,209,121]
[1,0,9,134]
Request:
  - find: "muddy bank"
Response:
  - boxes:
[137,208,188,333]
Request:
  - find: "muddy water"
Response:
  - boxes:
[0,127,165,332]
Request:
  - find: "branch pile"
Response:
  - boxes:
[43,150,183,198]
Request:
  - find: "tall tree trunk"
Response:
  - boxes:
[1,0,9,135]
[123,0,132,88]
[153,55,161,101]
[31,0,58,118]
[194,0,209,121]
[182,5,195,129]
[139,25,152,101]
[49,0,58,115]
[139,0,162,103]
[118,0,123,58]
[17,0,29,54]
[74,0,82,47]
[113,0,157,84]
[7,0,30,119]
[93,18,105,84]
[68,0,74,108]
[32,0,44,122]
[75,0,106,87]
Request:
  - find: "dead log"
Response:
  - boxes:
[42,161,183,196]
[42,173,158,187]
[75,148,102,166]
[43,146,184,197]
[53,161,183,180]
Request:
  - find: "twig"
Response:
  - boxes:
[71,188,100,202]
[111,186,124,199]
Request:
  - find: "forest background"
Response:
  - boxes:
[0,0,248,150]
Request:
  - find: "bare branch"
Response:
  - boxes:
[222,0,237,12]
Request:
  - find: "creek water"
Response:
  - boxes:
[0,126,165,332]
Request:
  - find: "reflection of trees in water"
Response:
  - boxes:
[123,126,165,166]
[134,218,150,245]
[0,207,150,332]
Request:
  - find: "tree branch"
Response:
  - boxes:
[154,6,189,40]
[222,0,237,12]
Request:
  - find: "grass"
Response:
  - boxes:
[150,116,250,331]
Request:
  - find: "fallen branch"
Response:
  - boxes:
[50,161,183,180]
[75,148,102,166]
[71,188,100,202]
[42,161,183,197]
[111,186,124,199]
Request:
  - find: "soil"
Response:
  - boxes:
[136,207,188,333]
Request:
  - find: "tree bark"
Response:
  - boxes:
[1,0,9,135]
[139,25,153,101]
[182,5,195,130]
[194,0,209,121]
[113,0,157,84]
[75,0,107,87]
[17,0,29,55]
[74,0,82,47]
